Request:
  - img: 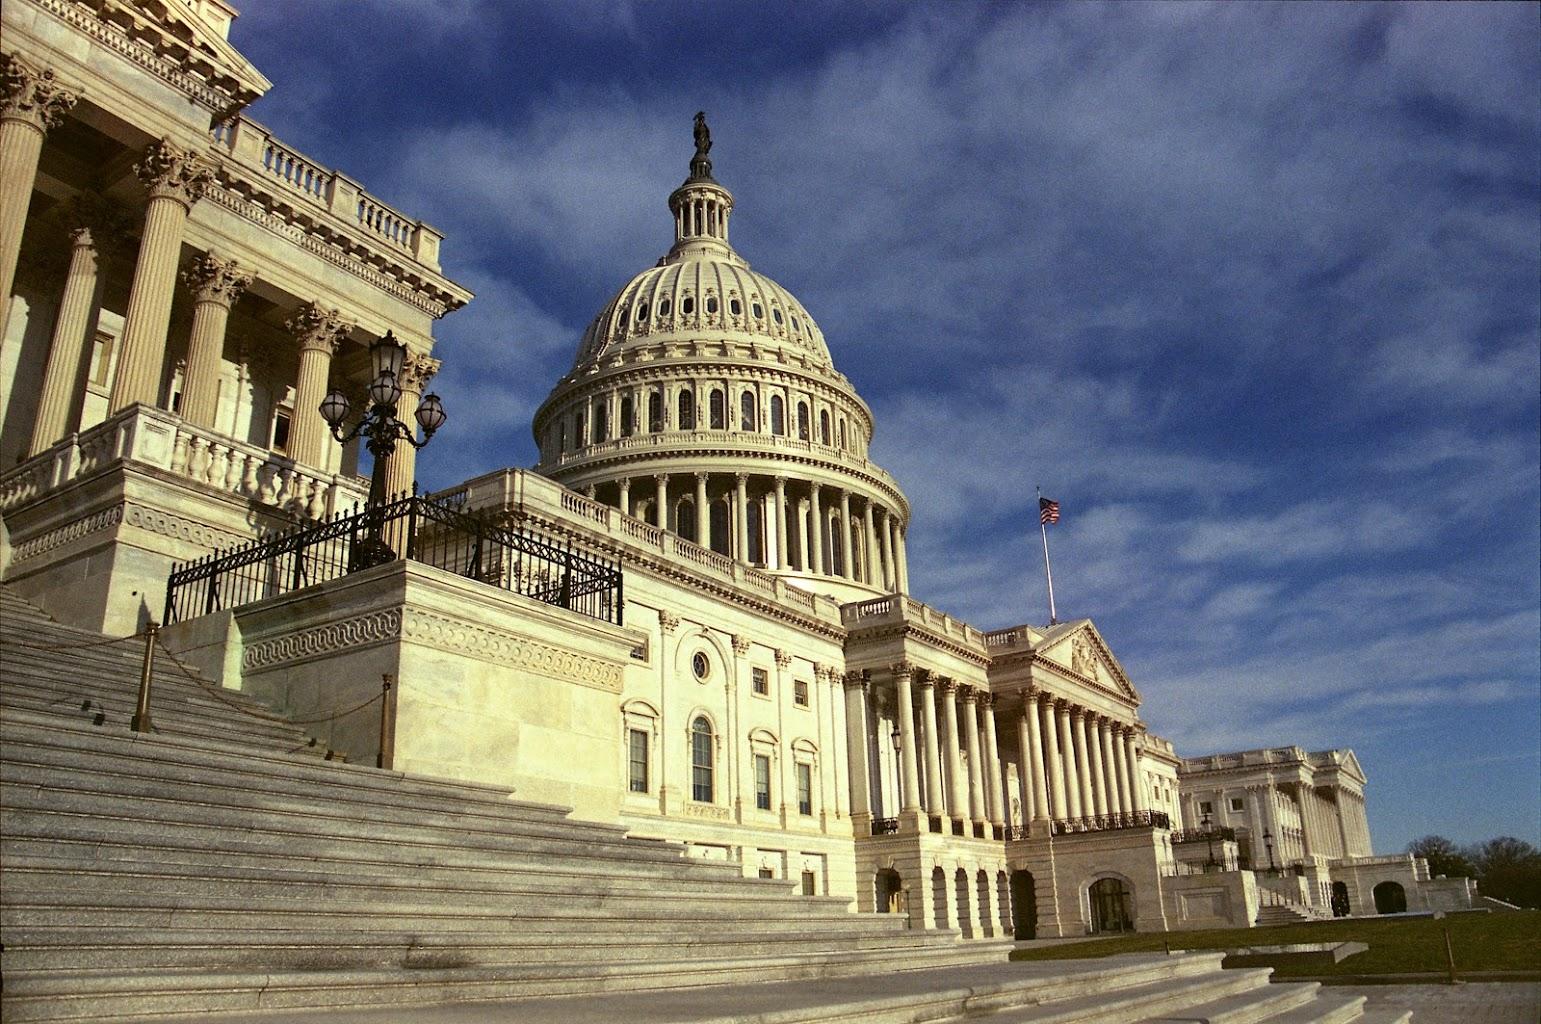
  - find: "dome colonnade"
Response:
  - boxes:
[533,115,910,599]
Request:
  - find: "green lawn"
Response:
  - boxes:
[1008,911,1541,978]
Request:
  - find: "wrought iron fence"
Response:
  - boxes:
[871,817,900,836]
[1049,809,1172,836]
[1171,825,1237,844]
[164,494,623,626]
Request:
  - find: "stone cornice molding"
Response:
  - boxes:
[284,302,353,354]
[181,252,251,307]
[0,51,77,131]
[841,620,989,668]
[136,138,215,209]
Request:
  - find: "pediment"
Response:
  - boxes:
[1034,620,1141,705]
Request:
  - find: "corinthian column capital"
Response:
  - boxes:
[1,53,77,132]
[135,138,214,207]
[181,252,251,308]
[285,302,353,354]
[400,352,441,393]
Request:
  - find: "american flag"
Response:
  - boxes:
[1039,496,1060,525]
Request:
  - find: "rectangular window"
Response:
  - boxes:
[797,762,813,816]
[793,680,809,707]
[754,754,772,810]
[627,728,648,793]
[271,408,293,454]
[752,667,769,696]
[1230,797,1245,812]
[801,870,817,896]
[1199,800,1213,816]
[88,331,115,387]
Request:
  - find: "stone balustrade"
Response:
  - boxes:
[0,405,368,519]
[841,593,986,649]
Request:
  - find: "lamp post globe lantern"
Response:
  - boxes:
[1263,827,1277,874]
[1202,809,1217,869]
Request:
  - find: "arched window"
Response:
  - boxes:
[681,295,694,316]
[827,512,843,576]
[659,298,671,317]
[850,520,864,581]
[574,410,586,447]
[747,497,764,564]
[678,389,695,430]
[648,389,664,432]
[593,402,608,442]
[729,297,742,316]
[620,395,634,437]
[839,419,847,450]
[691,717,714,802]
[796,401,810,440]
[771,395,786,436]
[706,295,719,315]
[709,389,725,429]
[709,499,731,557]
[637,302,649,321]
[678,498,698,544]
[557,423,567,453]
[740,390,758,431]
[819,409,830,445]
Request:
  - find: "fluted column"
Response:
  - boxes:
[694,473,709,547]
[962,689,985,825]
[1071,709,1095,816]
[862,499,878,585]
[653,473,669,530]
[29,226,99,455]
[1124,731,1145,812]
[1086,715,1109,816]
[895,522,911,593]
[809,483,825,574]
[1099,718,1122,815]
[1015,711,1033,828]
[1042,697,1068,819]
[284,304,351,470]
[982,694,1005,827]
[0,54,76,335]
[734,472,749,559]
[178,253,251,429]
[381,351,438,498]
[618,477,632,515]
[838,490,855,580]
[879,508,896,591]
[1113,724,1134,815]
[110,139,213,412]
[773,475,788,569]
[796,497,810,569]
[1056,701,1081,818]
[918,671,945,819]
[892,662,921,814]
[1025,692,1050,821]
[842,672,872,821]
[941,679,967,823]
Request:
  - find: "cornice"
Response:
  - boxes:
[843,620,991,669]
[997,649,1136,709]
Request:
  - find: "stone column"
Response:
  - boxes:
[380,351,439,498]
[693,473,709,547]
[894,522,911,593]
[1071,709,1096,817]
[962,689,985,825]
[879,508,896,591]
[982,694,1005,827]
[110,139,214,412]
[1113,725,1134,815]
[1098,718,1121,815]
[1086,716,1109,817]
[796,497,811,569]
[1056,702,1082,819]
[1124,731,1145,812]
[1042,696,1067,819]
[862,499,878,586]
[842,672,872,823]
[1015,711,1034,827]
[618,477,632,515]
[177,253,251,430]
[734,472,749,560]
[0,54,76,335]
[29,225,100,455]
[827,666,848,819]
[892,662,921,814]
[918,671,945,819]
[653,473,669,530]
[283,304,351,470]
[809,483,825,574]
[1026,693,1051,821]
[773,475,788,569]
[838,490,855,580]
[941,679,967,824]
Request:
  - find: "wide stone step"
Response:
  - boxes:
[0,941,1015,1022]
[1133,980,1321,1024]
[1248,992,1372,1024]
[1,656,298,726]
[978,965,1274,1023]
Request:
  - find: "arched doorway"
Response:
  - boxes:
[875,868,903,915]
[1089,876,1134,934]
[1372,881,1407,915]
[996,871,1012,937]
[954,869,973,938]
[1010,869,1037,939]
[1330,881,1350,917]
[976,870,994,937]
[932,867,948,930]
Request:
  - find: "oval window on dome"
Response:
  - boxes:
[791,316,801,333]
[618,308,628,327]
[772,308,783,324]
[692,652,711,681]
[752,303,763,319]
[682,295,695,315]
[638,302,649,321]
[706,296,719,314]
[729,298,741,316]
[659,298,672,317]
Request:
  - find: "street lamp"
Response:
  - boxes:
[1202,809,1217,869]
[1263,827,1278,875]
[319,331,446,568]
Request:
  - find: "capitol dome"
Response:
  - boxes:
[533,115,912,601]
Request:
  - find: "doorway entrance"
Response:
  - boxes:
[1010,870,1037,939]
[1372,880,1407,914]
[1089,876,1134,933]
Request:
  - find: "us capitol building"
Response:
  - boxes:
[0,0,1471,956]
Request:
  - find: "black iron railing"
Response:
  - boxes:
[1171,826,1237,844]
[164,494,623,626]
[1049,809,1171,836]
[871,817,900,836]
[1005,825,1030,841]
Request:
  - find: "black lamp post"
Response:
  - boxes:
[1263,827,1278,874]
[1202,809,1217,869]
[318,331,446,568]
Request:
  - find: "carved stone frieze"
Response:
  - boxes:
[135,138,214,207]
[0,52,77,131]
[243,609,403,671]
[1071,634,1097,679]
[9,504,123,564]
[181,252,252,308]
[400,608,622,692]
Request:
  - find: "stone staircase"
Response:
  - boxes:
[0,588,1008,1021]
[1258,902,1323,926]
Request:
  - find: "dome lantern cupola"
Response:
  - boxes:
[666,112,735,260]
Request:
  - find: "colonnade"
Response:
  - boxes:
[3,64,435,494]
[596,472,909,592]
[1011,690,1146,825]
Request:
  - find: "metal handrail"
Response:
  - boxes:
[1049,809,1172,836]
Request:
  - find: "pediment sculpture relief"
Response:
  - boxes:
[1071,636,1098,679]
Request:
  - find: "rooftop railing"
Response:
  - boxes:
[1049,810,1171,836]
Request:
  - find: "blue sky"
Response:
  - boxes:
[230,1,1539,852]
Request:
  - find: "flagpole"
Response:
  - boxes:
[1037,485,1058,625]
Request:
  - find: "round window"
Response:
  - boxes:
[692,652,711,680]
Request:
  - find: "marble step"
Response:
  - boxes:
[0,653,297,723]
[1236,991,1372,1024]
[1131,979,1322,1024]
[0,941,1017,1022]
[977,965,1275,1023]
